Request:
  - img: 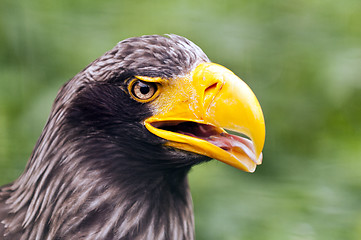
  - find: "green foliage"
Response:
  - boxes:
[1,0,360,239]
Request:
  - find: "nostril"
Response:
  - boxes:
[204,82,221,110]
[205,83,218,95]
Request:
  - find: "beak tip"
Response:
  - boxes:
[256,152,263,165]
[246,165,257,173]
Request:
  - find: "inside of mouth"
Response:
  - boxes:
[150,120,259,164]
[152,121,221,138]
[224,129,251,141]
[150,121,246,151]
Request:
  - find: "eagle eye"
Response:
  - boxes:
[129,79,158,102]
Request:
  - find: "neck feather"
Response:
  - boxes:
[3,105,195,240]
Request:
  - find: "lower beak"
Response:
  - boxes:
[145,62,265,172]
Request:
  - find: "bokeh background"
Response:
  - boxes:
[1,0,361,239]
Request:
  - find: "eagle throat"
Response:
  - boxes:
[1,102,196,239]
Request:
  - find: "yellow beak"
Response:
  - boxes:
[144,62,265,172]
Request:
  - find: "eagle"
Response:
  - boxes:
[0,34,265,240]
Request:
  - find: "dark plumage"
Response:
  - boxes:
[0,34,265,240]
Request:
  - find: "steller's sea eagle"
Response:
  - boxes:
[0,34,265,240]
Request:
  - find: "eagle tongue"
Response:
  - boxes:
[207,132,262,165]
[173,122,262,165]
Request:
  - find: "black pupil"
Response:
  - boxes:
[139,82,150,95]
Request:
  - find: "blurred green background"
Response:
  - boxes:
[1,0,361,239]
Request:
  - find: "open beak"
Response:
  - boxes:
[144,62,265,172]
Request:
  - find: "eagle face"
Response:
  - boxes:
[63,35,213,171]
[64,34,265,172]
[0,34,265,240]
